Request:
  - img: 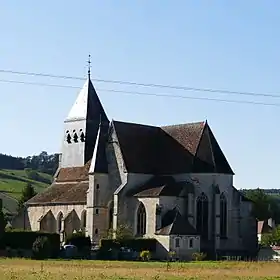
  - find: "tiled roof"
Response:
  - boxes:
[162,122,204,156]
[26,182,88,205]
[27,161,91,205]
[56,160,91,182]
[131,176,189,197]
[156,209,197,235]
[113,120,234,174]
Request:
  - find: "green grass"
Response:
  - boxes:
[0,169,52,200]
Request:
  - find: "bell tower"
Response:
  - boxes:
[60,56,109,168]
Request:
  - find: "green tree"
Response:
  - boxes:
[260,233,273,247]
[0,199,6,239]
[261,226,280,246]
[107,224,133,240]
[243,188,272,220]
[18,183,37,210]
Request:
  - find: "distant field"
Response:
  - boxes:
[0,169,52,200]
[1,259,280,280]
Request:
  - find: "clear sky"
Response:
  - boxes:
[0,1,280,190]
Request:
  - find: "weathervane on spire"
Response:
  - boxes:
[87,54,91,78]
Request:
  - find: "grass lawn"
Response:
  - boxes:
[1,258,280,280]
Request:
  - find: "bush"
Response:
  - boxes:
[25,168,51,184]
[100,238,157,252]
[192,252,207,261]
[65,232,91,249]
[2,230,60,258]
[140,250,151,261]
[32,236,51,259]
[168,251,176,261]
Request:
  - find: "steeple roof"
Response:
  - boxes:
[65,78,108,123]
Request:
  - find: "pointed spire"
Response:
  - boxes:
[65,65,108,123]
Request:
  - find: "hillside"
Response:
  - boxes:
[0,169,53,200]
[0,151,58,217]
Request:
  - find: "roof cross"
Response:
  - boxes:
[87,54,91,78]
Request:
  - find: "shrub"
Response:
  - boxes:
[168,251,176,261]
[192,252,207,261]
[140,250,151,261]
[107,224,133,240]
[32,236,51,259]
[2,230,60,258]
[65,232,91,249]
[100,238,157,252]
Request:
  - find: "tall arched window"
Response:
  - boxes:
[196,193,208,240]
[136,202,146,236]
[220,193,227,238]
[81,210,87,231]
[57,212,63,233]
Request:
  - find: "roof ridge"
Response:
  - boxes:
[161,121,205,128]
[112,120,159,129]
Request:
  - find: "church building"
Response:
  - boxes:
[16,73,257,259]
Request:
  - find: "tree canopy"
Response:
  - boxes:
[0,199,7,238]
[0,151,59,175]
[261,226,280,247]
[18,183,37,210]
[242,188,280,224]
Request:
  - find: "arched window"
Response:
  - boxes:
[73,132,78,143]
[136,202,146,236]
[66,132,71,144]
[196,192,209,240]
[220,193,227,238]
[80,132,85,142]
[57,212,63,233]
[81,210,86,230]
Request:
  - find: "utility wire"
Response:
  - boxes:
[0,68,280,99]
[0,78,280,107]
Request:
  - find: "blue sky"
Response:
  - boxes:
[0,1,280,189]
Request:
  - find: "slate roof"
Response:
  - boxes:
[130,176,188,197]
[66,78,108,123]
[113,120,233,175]
[156,209,197,235]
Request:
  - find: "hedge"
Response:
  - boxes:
[0,230,60,257]
[65,232,91,249]
[100,238,157,252]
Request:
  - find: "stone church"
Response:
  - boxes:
[14,74,257,259]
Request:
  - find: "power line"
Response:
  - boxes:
[0,79,80,89]
[0,68,280,99]
[0,69,84,81]
[0,78,280,107]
